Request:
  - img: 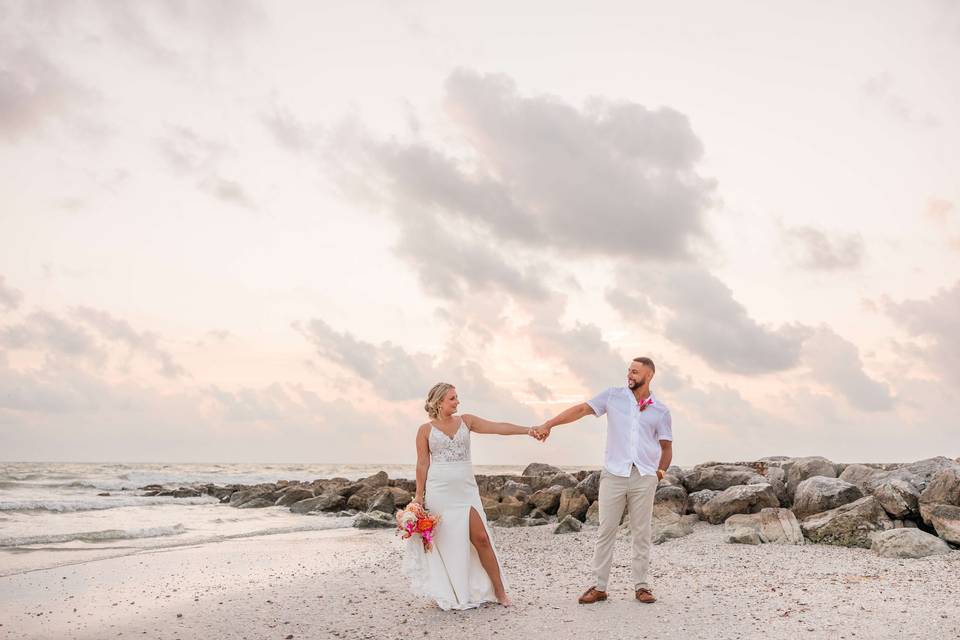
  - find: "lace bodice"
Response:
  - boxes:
[428,419,471,463]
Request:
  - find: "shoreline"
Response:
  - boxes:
[2,520,958,640]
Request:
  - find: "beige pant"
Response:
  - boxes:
[593,466,658,591]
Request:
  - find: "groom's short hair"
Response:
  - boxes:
[632,356,655,373]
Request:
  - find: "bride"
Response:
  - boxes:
[402,382,540,609]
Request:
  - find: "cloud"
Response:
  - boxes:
[528,315,627,393]
[862,73,940,128]
[782,225,864,270]
[295,317,536,423]
[608,265,810,375]
[203,177,257,210]
[800,327,893,411]
[0,276,23,311]
[0,310,107,365]
[0,45,93,140]
[261,107,316,152]
[72,307,186,378]
[884,279,960,385]
[324,69,715,303]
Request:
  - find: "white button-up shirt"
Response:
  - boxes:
[586,387,673,478]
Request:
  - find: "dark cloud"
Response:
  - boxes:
[261,108,315,152]
[782,225,864,270]
[801,327,893,412]
[608,265,810,375]
[884,279,960,385]
[0,275,23,311]
[72,307,186,378]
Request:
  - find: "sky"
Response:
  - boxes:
[1,1,959,466]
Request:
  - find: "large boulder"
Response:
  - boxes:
[919,468,960,524]
[688,489,720,519]
[584,500,601,526]
[557,488,590,522]
[346,485,379,511]
[651,508,696,544]
[792,477,863,519]
[575,472,602,503]
[528,485,564,515]
[927,504,960,544]
[726,528,761,545]
[786,457,838,498]
[353,512,394,529]
[838,464,882,493]
[724,508,804,545]
[873,478,920,519]
[367,487,412,514]
[274,487,314,507]
[800,496,893,548]
[684,465,766,493]
[871,528,952,559]
[762,466,790,505]
[554,514,582,534]
[522,463,565,476]
[500,480,533,501]
[531,472,579,491]
[229,488,272,507]
[498,495,532,518]
[654,485,689,516]
[481,496,501,521]
[237,497,274,509]
[700,484,780,525]
[291,493,345,514]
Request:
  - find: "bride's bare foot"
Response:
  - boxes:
[496,591,513,607]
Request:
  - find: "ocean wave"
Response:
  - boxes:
[0,496,220,513]
[0,525,187,548]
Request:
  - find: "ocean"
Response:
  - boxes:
[0,461,544,576]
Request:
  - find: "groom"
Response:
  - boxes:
[534,357,673,604]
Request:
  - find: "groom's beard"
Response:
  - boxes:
[628,376,648,390]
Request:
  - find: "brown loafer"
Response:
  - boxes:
[578,587,608,604]
[635,588,656,604]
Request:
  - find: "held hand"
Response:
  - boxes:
[532,424,551,442]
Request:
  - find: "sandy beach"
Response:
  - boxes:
[3,520,958,640]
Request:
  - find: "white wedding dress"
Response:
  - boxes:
[401,417,508,610]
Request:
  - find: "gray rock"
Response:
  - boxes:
[871,528,952,559]
[758,508,805,545]
[800,496,893,548]
[654,485,689,516]
[524,517,549,527]
[554,514,583,534]
[237,497,274,509]
[700,483,780,525]
[928,504,960,545]
[528,485,563,514]
[345,485,379,511]
[528,508,550,520]
[497,495,532,518]
[688,489,720,519]
[726,528,761,545]
[839,464,881,493]
[229,488,270,507]
[522,462,565,476]
[531,471,579,491]
[367,487,412,514]
[493,515,524,527]
[353,512,394,529]
[584,500,600,526]
[684,465,766,493]
[651,509,695,544]
[557,488,590,522]
[291,493,346,514]
[274,488,314,507]
[786,456,838,498]
[792,476,863,519]
[873,478,920,519]
[575,471,601,502]
[500,480,533,501]
[481,496,501,521]
[919,467,960,524]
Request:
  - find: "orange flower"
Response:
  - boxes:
[417,518,434,532]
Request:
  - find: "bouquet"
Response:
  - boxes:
[396,502,440,551]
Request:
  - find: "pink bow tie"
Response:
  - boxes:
[638,398,653,411]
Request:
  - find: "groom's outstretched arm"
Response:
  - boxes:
[535,403,595,440]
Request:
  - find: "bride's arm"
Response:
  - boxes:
[462,414,533,436]
[412,424,430,504]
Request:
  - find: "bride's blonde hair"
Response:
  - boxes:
[424,382,455,419]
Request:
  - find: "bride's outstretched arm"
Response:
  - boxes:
[463,414,536,437]
[412,424,430,504]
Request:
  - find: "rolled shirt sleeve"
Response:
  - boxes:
[586,388,612,417]
[657,409,673,441]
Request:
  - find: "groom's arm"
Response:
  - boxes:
[657,440,673,479]
[536,402,595,438]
